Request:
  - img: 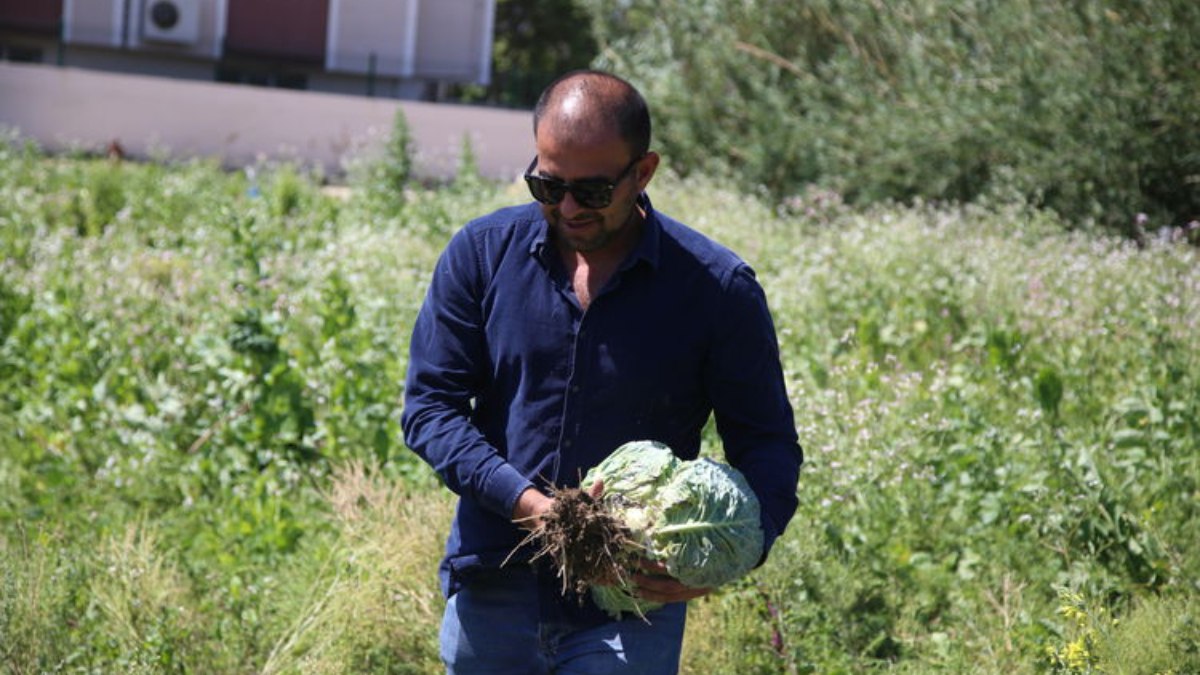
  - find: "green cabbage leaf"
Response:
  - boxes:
[582,440,764,618]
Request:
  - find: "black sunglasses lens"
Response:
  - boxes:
[570,182,612,209]
[526,176,612,209]
[525,154,640,209]
[526,176,565,205]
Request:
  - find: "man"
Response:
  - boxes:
[402,70,802,674]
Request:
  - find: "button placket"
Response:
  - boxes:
[550,306,588,482]
[561,315,597,470]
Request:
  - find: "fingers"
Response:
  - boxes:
[511,487,554,529]
[636,558,669,574]
[632,570,712,603]
[587,479,604,499]
[629,559,712,603]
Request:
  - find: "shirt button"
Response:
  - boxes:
[570,385,580,393]
[563,439,573,448]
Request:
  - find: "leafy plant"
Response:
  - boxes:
[373,108,414,208]
[1,145,1196,672]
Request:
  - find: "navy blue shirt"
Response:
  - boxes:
[401,194,803,599]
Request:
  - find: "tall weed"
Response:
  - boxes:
[262,461,449,674]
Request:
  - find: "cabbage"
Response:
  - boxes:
[582,440,764,618]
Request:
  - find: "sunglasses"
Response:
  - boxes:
[523,155,643,210]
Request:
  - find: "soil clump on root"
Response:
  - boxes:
[513,487,637,597]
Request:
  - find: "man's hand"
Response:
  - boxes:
[511,487,554,529]
[632,559,713,604]
[511,481,603,530]
[582,479,709,603]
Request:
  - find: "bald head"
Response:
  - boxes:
[533,70,651,157]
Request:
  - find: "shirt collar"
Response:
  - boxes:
[630,192,663,271]
[529,193,662,271]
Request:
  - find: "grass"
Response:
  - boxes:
[1,137,1198,672]
[260,462,450,675]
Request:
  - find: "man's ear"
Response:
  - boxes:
[636,152,661,191]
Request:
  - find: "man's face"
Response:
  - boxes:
[531,126,652,254]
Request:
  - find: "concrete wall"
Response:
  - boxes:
[0,61,533,180]
[63,0,124,48]
[326,0,416,76]
[414,0,492,81]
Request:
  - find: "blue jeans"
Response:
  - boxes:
[440,565,687,674]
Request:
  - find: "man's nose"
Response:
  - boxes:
[558,191,586,218]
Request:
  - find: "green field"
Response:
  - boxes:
[2,138,1198,673]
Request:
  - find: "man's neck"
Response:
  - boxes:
[563,206,645,269]
[559,207,645,309]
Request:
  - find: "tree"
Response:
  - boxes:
[452,0,599,108]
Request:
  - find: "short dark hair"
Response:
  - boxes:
[532,70,651,158]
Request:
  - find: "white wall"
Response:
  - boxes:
[326,0,417,77]
[0,61,532,179]
[414,0,492,82]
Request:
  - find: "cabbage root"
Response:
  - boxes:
[514,487,638,598]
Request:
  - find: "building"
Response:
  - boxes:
[0,0,495,100]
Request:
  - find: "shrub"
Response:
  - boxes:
[582,0,1200,233]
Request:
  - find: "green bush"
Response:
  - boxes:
[582,0,1200,233]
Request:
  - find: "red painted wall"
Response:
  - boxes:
[225,0,328,63]
[0,0,63,34]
